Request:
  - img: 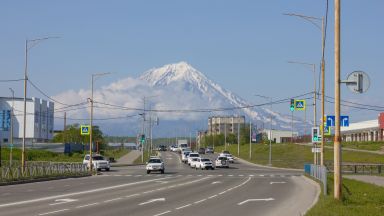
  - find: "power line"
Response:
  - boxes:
[0,78,25,82]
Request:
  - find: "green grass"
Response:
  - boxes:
[306,176,384,216]
[326,141,384,152]
[214,143,384,169]
[102,148,130,160]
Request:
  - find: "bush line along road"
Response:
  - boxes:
[0,150,319,216]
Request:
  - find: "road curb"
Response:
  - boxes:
[111,163,145,167]
[301,175,321,215]
[235,157,302,172]
[0,174,91,186]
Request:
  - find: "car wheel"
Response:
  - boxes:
[106,168,110,171]
[161,169,165,174]
[147,170,150,174]
[97,168,101,171]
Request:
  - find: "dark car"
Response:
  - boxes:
[198,148,206,154]
[159,145,167,151]
[222,150,230,154]
[205,147,214,154]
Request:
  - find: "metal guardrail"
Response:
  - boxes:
[304,164,327,195]
[325,163,384,175]
[0,162,88,182]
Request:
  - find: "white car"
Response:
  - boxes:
[195,158,215,170]
[146,158,165,174]
[220,153,235,163]
[181,151,191,163]
[187,153,200,165]
[215,156,229,168]
[83,154,110,171]
[190,158,199,168]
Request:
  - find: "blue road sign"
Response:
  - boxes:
[80,125,90,135]
[326,115,335,127]
[341,116,349,127]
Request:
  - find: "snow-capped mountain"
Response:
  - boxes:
[139,61,305,131]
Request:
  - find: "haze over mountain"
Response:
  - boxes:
[54,62,309,136]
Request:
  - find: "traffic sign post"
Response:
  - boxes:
[80,125,90,136]
[294,100,306,111]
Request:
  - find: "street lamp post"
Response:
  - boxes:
[22,37,59,171]
[288,61,317,164]
[285,12,326,166]
[89,72,110,171]
[9,88,15,166]
[254,94,273,166]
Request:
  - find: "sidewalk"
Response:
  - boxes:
[344,175,384,187]
[114,150,141,165]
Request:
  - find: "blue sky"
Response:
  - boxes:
[1,0,384,129]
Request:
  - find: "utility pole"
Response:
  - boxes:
[22,36,59,171]
[9,88,14,166]
[90,72,110,171]
[321,16,326,166]
[63,112,66,143]
[237,118,240,156]
[249,121,252,160]
[334,0,342,200]
[224,120,227,150]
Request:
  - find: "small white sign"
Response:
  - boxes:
[311,148,321,153]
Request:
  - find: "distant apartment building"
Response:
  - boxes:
[208,115,245,135]
[0,97,54,144]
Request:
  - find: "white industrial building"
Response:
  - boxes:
[0,97,54,144]
[208,115,245,135]
[341,117,384,142]
[263,129,299,143]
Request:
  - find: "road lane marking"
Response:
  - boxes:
[175,204,191,210]
[49,198,78,206]
[75,202,99,208]
[124,194,140,198]
[259,174,265,177]
[153,210,171,216]
[138,198,165,206]
[237,198,274,205]
[38,209,69,215]
[208,195,217,199]
[211,181,221,184]
[104,197,122,203]
[270,181,286,185]
[194,199,206,204]
[0,177,171,208]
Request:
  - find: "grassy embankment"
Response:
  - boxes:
[306,176,384,216]
[213,143,384,169]
[326,141,384,151]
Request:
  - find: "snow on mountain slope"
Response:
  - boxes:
[139,62,305,130]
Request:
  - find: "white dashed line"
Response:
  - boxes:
[38,209,69,215]
[153,210,171,216]
[194,199,207,204]
[75,202,99,208]
[125,193,140,198]
[104,197,122,203]
[175,204,191,210]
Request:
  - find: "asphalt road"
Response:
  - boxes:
[0,151,319,216]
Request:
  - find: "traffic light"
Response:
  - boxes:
[290,99,295,111]
[141,134,145,143]
[312,127,320,143]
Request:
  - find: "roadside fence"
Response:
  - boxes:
[0,162,88,183]
[304,164,327,195]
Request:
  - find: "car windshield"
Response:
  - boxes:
[92,156,105,160]
[218,157,227,160]
[149,159,162,163]
[189,154,199,157]
[201,159,210,162]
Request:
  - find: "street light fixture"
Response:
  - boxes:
[284,12,327,167]
[22,36,59,171]
[254,94,273,166]
[89,72,111,171]
[288,61,318,165]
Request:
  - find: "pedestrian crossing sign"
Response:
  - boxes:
[295,100,306,111]
[80,125,90,135]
